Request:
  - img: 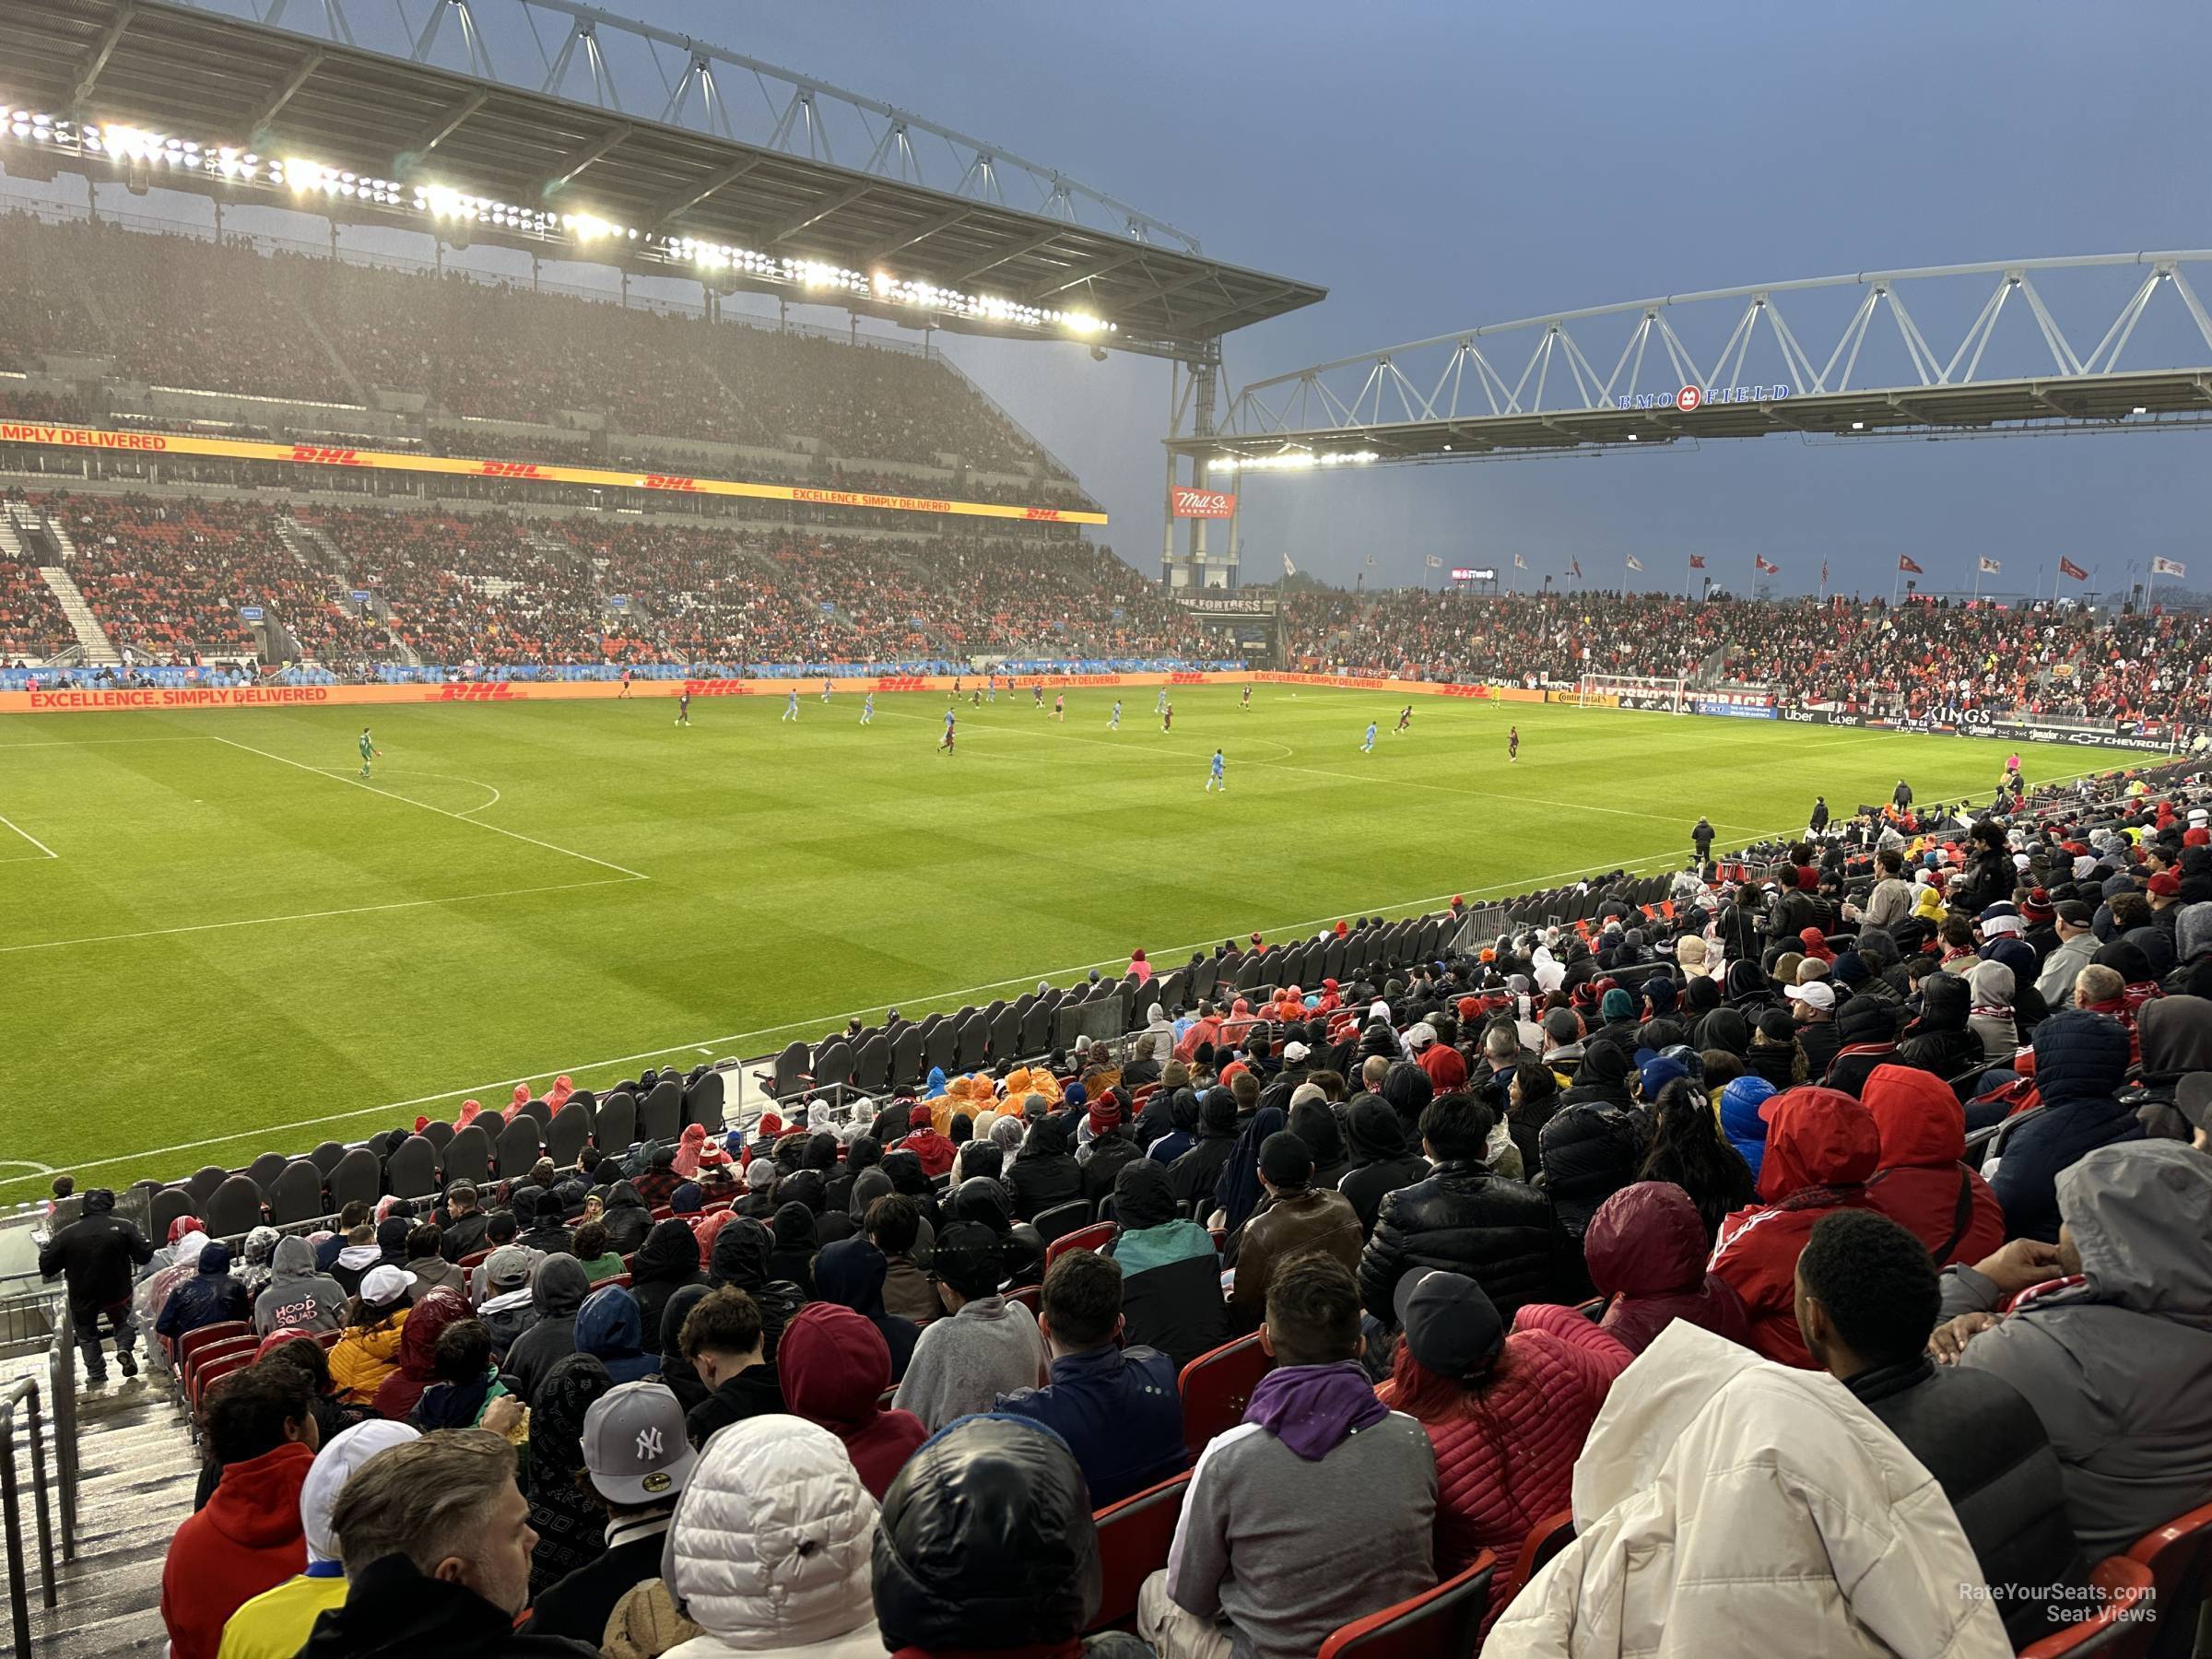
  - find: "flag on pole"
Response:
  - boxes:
[1282,552,1296,576]
[1571,559,1583,580]
[2153,557,2187,577]
[1756,556,1779,574]
[1423,555,1443,569]
[1821,559,1830,586]
[2059,557,2089,581]
[1978,556,2002,574]
[1513,554,1528,571]
[1625,555,1643,571]
[1688,555,1706,570]
[1898,555,1924,574]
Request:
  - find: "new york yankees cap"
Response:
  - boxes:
[581,1381,697,1506]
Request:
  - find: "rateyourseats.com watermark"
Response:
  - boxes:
[1961,1582,2155,1625]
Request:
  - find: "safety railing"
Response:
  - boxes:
[0,1315,62,1659]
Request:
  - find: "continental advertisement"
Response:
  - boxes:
[0,422,1108,527]
[0,671,1543,716]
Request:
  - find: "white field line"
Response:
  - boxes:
[0,812,56,859]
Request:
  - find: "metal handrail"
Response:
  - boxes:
[0,1364,56,1659]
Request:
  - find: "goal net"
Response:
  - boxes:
[1577,673,1688,712]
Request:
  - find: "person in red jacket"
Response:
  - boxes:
[1412,1022,1469,1094]
[1707,1087,1881,1368]
[1860,1065,2006,1266]
[895,1105,958,1181]
[161,1362,320,1659]
[776,1301,926,1499]
[370,1287,472,1422]
[1380,1269,1633,1635]
[1584,1182,1752,1355]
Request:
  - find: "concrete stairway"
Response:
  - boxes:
[35,566,120,666]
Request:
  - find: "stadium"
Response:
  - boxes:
[3,3,2211,1657]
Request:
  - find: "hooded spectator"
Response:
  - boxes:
[1493,1320,2009,1657]
[1988,1008,2141,1243]
[574,1285,656,1385]
[1335,1094,1430,1237]
[39,1186,155,1382]
[706,1218,806,1363]
[1210,1105,1287,1235]
[897,1105,958,1181]
[1379,1058,1436,1138]
[1382,1270,1633,1632]
[526,1353,617,1595]
[1861,1065,2006,1265]
[162,1363,319,1659]
[1585,1182,1751,1354]
[370,1287,471,1420]
[891,1223,1048,1431]
[600,1181,654,1255]
[213,1420,418,1659]
[824,1135,880,1214]
[811,1237,920,1382]
[1822,994,1902,1096]
[1709,1087,1882,1368]
[1934,1141,2212,1559]
[1168,1088,1241,1208]
[761,1202,819,1299]
[1006,1114,1082,1221]
[159,1240,253,1346]
[614,1217,700,1340]
[1287,1097,1349,1192]
[1539,1101,1649,1250]
[1632,1078,1757,1242]
[485,1255,584,1405]
[1078,1107,1143,1206]
[326,1267,414,1406]
[1142,1253,1438,1659]
[879,1150,943,1234]
[653,1284,714,1418]
[1105,1159,1227,1370]
[298,1428,572,1659]
[235,1228,283,1302]
[1716,1074,1776,1185]
[777,1302,927,1499]
[1557,1038,1634,1112]
[251,1236,346,1340]
[1795,1211,2083,1647]
[1964,958,2021,1063]
[1359,1093,1559,1326]
[1896,971,1983,1085]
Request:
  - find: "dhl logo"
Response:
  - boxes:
[1169,672,1207,685]
[873,677,928,692]
[1022,507,1065,521]
[680,679,754,696]
[640,474,699,491]
[478,461,545,479]
[290,445,364,465]
[434,683,520,700]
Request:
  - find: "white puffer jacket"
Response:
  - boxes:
[663,1414,884,1659]
[1491,1321,2011,1659]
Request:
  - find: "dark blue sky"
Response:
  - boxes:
[39,0,2212,596]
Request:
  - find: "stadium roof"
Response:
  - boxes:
[0,0,1324,359]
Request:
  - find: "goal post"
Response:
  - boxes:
[1577,673,1688,712]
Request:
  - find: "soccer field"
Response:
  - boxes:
[0,687,2097,1194]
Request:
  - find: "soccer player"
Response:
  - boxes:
[1361,720,1377,753]
[618,666,632,699]
[1509,724,1520,763]
[861,691,875,725]
[1155,686,1169,716]
[1032,681,1045,709]
[782,689,799,723]
[821,676,833,703]
[1161,700,1174,733]
[939,707,957,754]
[357,727,381,778]
[954,676,963,698]
[1241,684,1252,710]
[1395,704,1413,735]
[1206,748,1226,792]
[1053,691,1065,723]
[986,671,996,703]
[675,689,690,728]
[1109,699,1122,731]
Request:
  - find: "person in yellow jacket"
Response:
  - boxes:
[324,1266,412,1407]
[215,1420,418,1659]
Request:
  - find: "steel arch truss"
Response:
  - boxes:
[1183,253,2212,463]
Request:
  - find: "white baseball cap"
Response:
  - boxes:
[1783,982,1836,1012]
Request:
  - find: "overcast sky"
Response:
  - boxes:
[43,0,2212,597]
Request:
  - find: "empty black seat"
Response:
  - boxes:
[183,1165,229,1208]
[756,1041,808,1100]
[265,1159,325,1226]
[954,1013,989,1072]
[812,1044,853,1092]
[545,1100,591,1168]
[204,1175,264,1239]
[594,1091,638,1157]
[518,1098,552,1128]
[923,1019,956,1079]
[326,1147,380,1212]
[1017,997,1052,1056]
[384,1135,438,1200]
[853,1035,890,1093]
[1030,1199,1093,1245]
[988,1003,1019,1059]
[441,1124,490,1192]
[682,1072,726,1135]
[308,1141,347,1176]
[419,1120,455,1153]
[888,1026,924,1089]
[494,1115,542,1180]
[149,1186,196,1241]
[639,1078,683,1145]
[244,1153,288,1195]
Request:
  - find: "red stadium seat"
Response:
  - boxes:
[2124,1499,2212,1657]
[2018,1558,2156,1658]
[1177,1334,1271,1461]
[1087,1472,1191,1633]
[175,1320,250,1376]
[1006,1284,1042,1314]
[1316,1550,1497,1659]
[1045,1221,1118,1266]
[1507,1509,1577,1600]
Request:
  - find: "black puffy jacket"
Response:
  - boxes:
[706,1218,806,1361]
[1007,1120,1084,1222]
[1537,1103,1649,1239]
[873,1416,1102,1652]
[598,1182,653,1255]
[37,1194,152,1321]
[1897,973,1985,1088]
[627,1218,706,1339]
[1357,1159,1560,1326]
[1080,1130,1143,1206]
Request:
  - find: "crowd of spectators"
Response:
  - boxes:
[0,544,70,658]
[0,212,1073,477]
[1287,587,2212,727]
[28,765,2212,1654]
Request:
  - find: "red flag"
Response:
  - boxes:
[2059,557,2089,581]
[1898,555,1924,574]
[1571,559,1583,579]
[1756,556,1779,574]
[1688,555,1707,570]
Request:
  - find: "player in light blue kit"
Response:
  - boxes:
[939,706,957,754]
[820,676,833,703]
[986,671,997,704]
[1206,748,1226,792]
[1361,720,1377,753]
[1155,686,1169,715]
[782,689,799,722]
[861,691,875,725]
[1109,699,1122,730]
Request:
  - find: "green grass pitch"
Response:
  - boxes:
[0,687,2103,1194]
